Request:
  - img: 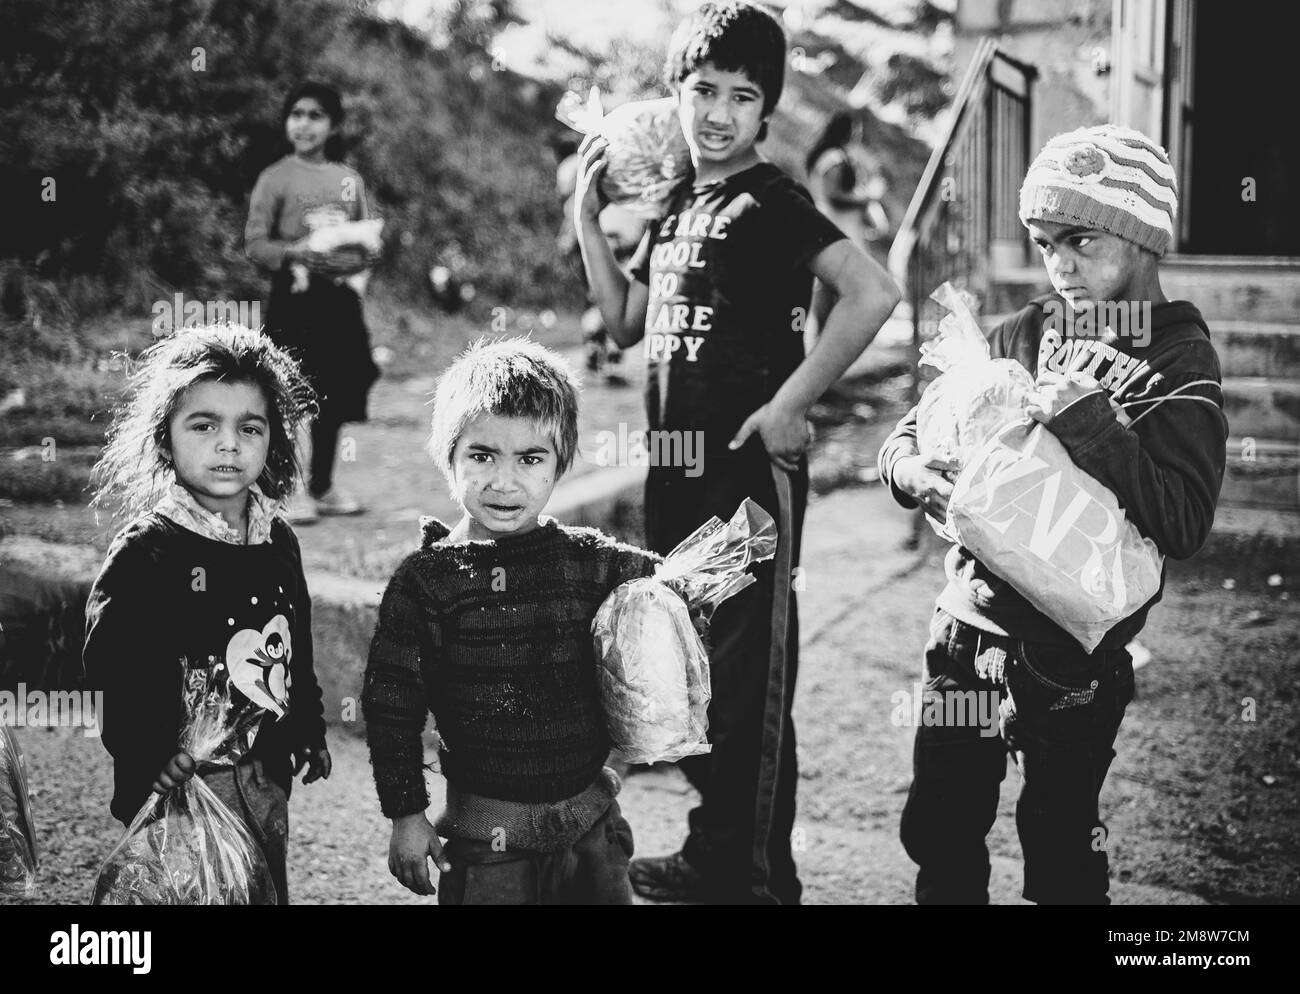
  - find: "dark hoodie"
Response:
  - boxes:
[878,295,1229,649]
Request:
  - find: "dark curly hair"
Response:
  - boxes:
[91,324,315,518]
[663,1,787,141]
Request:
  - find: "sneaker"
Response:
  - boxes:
[283,492,319,525]
[628,852,709,903]
[315,488,364,516]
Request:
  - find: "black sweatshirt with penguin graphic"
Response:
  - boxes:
[878,295,1229,649]
[83,514,327,823]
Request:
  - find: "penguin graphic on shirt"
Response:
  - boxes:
[224,613,293,719]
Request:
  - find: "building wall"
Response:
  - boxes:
[954,0,1113,154]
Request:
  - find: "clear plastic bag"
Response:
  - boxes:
[1,725,38,895]
[593,499,778,764]
[917,281,1036,468]
[302,218,384,255]
[949,420,1164,653]
[556,87,692,219]
[291,218,384,296]
[91,660,279,905]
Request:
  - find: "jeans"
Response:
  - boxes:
[436,803,635,905]
[899,607,1135,905]
[202,758,291,906]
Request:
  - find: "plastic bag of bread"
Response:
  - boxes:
[90,779,276,905]
[290,218,384,295]
[593,499,777,764]
[917,281,1036,467]
[556,87,692,218]
[91,659,278,905]
[948,419,1164,653]
[0,726,39,895]
[301,217,384,256]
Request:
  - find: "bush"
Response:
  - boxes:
[0,0,581,314]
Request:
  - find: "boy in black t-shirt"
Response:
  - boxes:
[576,0,900,904]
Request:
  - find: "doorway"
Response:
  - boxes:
[1179,1,1300,255]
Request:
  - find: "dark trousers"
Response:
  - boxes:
[437,804,635,905]
[647,451,808,905]
[309,409,344,497]
[899,608,1135,905]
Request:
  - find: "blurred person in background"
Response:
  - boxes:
[246,80,380,524]
[805,111,890,352]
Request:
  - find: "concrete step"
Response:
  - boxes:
[984,256,1300,327]
[1221,377,1300,438]
[1220,436,1300,509]
[1214,321,1300,380]
[1205,504,1300,570]
[975,313,1300,382]
[1211,505,1300,536]
[1162,256,1300,324]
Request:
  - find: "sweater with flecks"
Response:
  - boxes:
[362,516,660,826]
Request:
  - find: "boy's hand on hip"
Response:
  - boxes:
[893,453,960,522]
[730,401,812,473]
[294,746,332,784]
[389,814,450,896]
[152,750,195,794]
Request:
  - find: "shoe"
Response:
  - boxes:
[629,852,709,903]
[283,492,319,525]
[314,488,364,516]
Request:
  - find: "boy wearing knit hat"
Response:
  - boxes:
[878,125,1228,904]
[362,338,664,904]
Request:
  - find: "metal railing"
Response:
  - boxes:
[888,38,1037,398]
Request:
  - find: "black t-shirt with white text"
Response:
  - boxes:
[630,162,845,448]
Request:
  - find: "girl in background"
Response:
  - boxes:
[246,80,380,523]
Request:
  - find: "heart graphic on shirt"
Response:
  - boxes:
[225,615,292,718]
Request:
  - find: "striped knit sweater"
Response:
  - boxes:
[362,515,660,818]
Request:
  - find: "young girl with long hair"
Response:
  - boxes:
[84,324,331,904]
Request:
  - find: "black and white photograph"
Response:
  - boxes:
[0,0,1292,966]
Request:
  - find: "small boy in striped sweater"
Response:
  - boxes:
[362,338,660,904]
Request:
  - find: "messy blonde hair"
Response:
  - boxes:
[428,337,580,488]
